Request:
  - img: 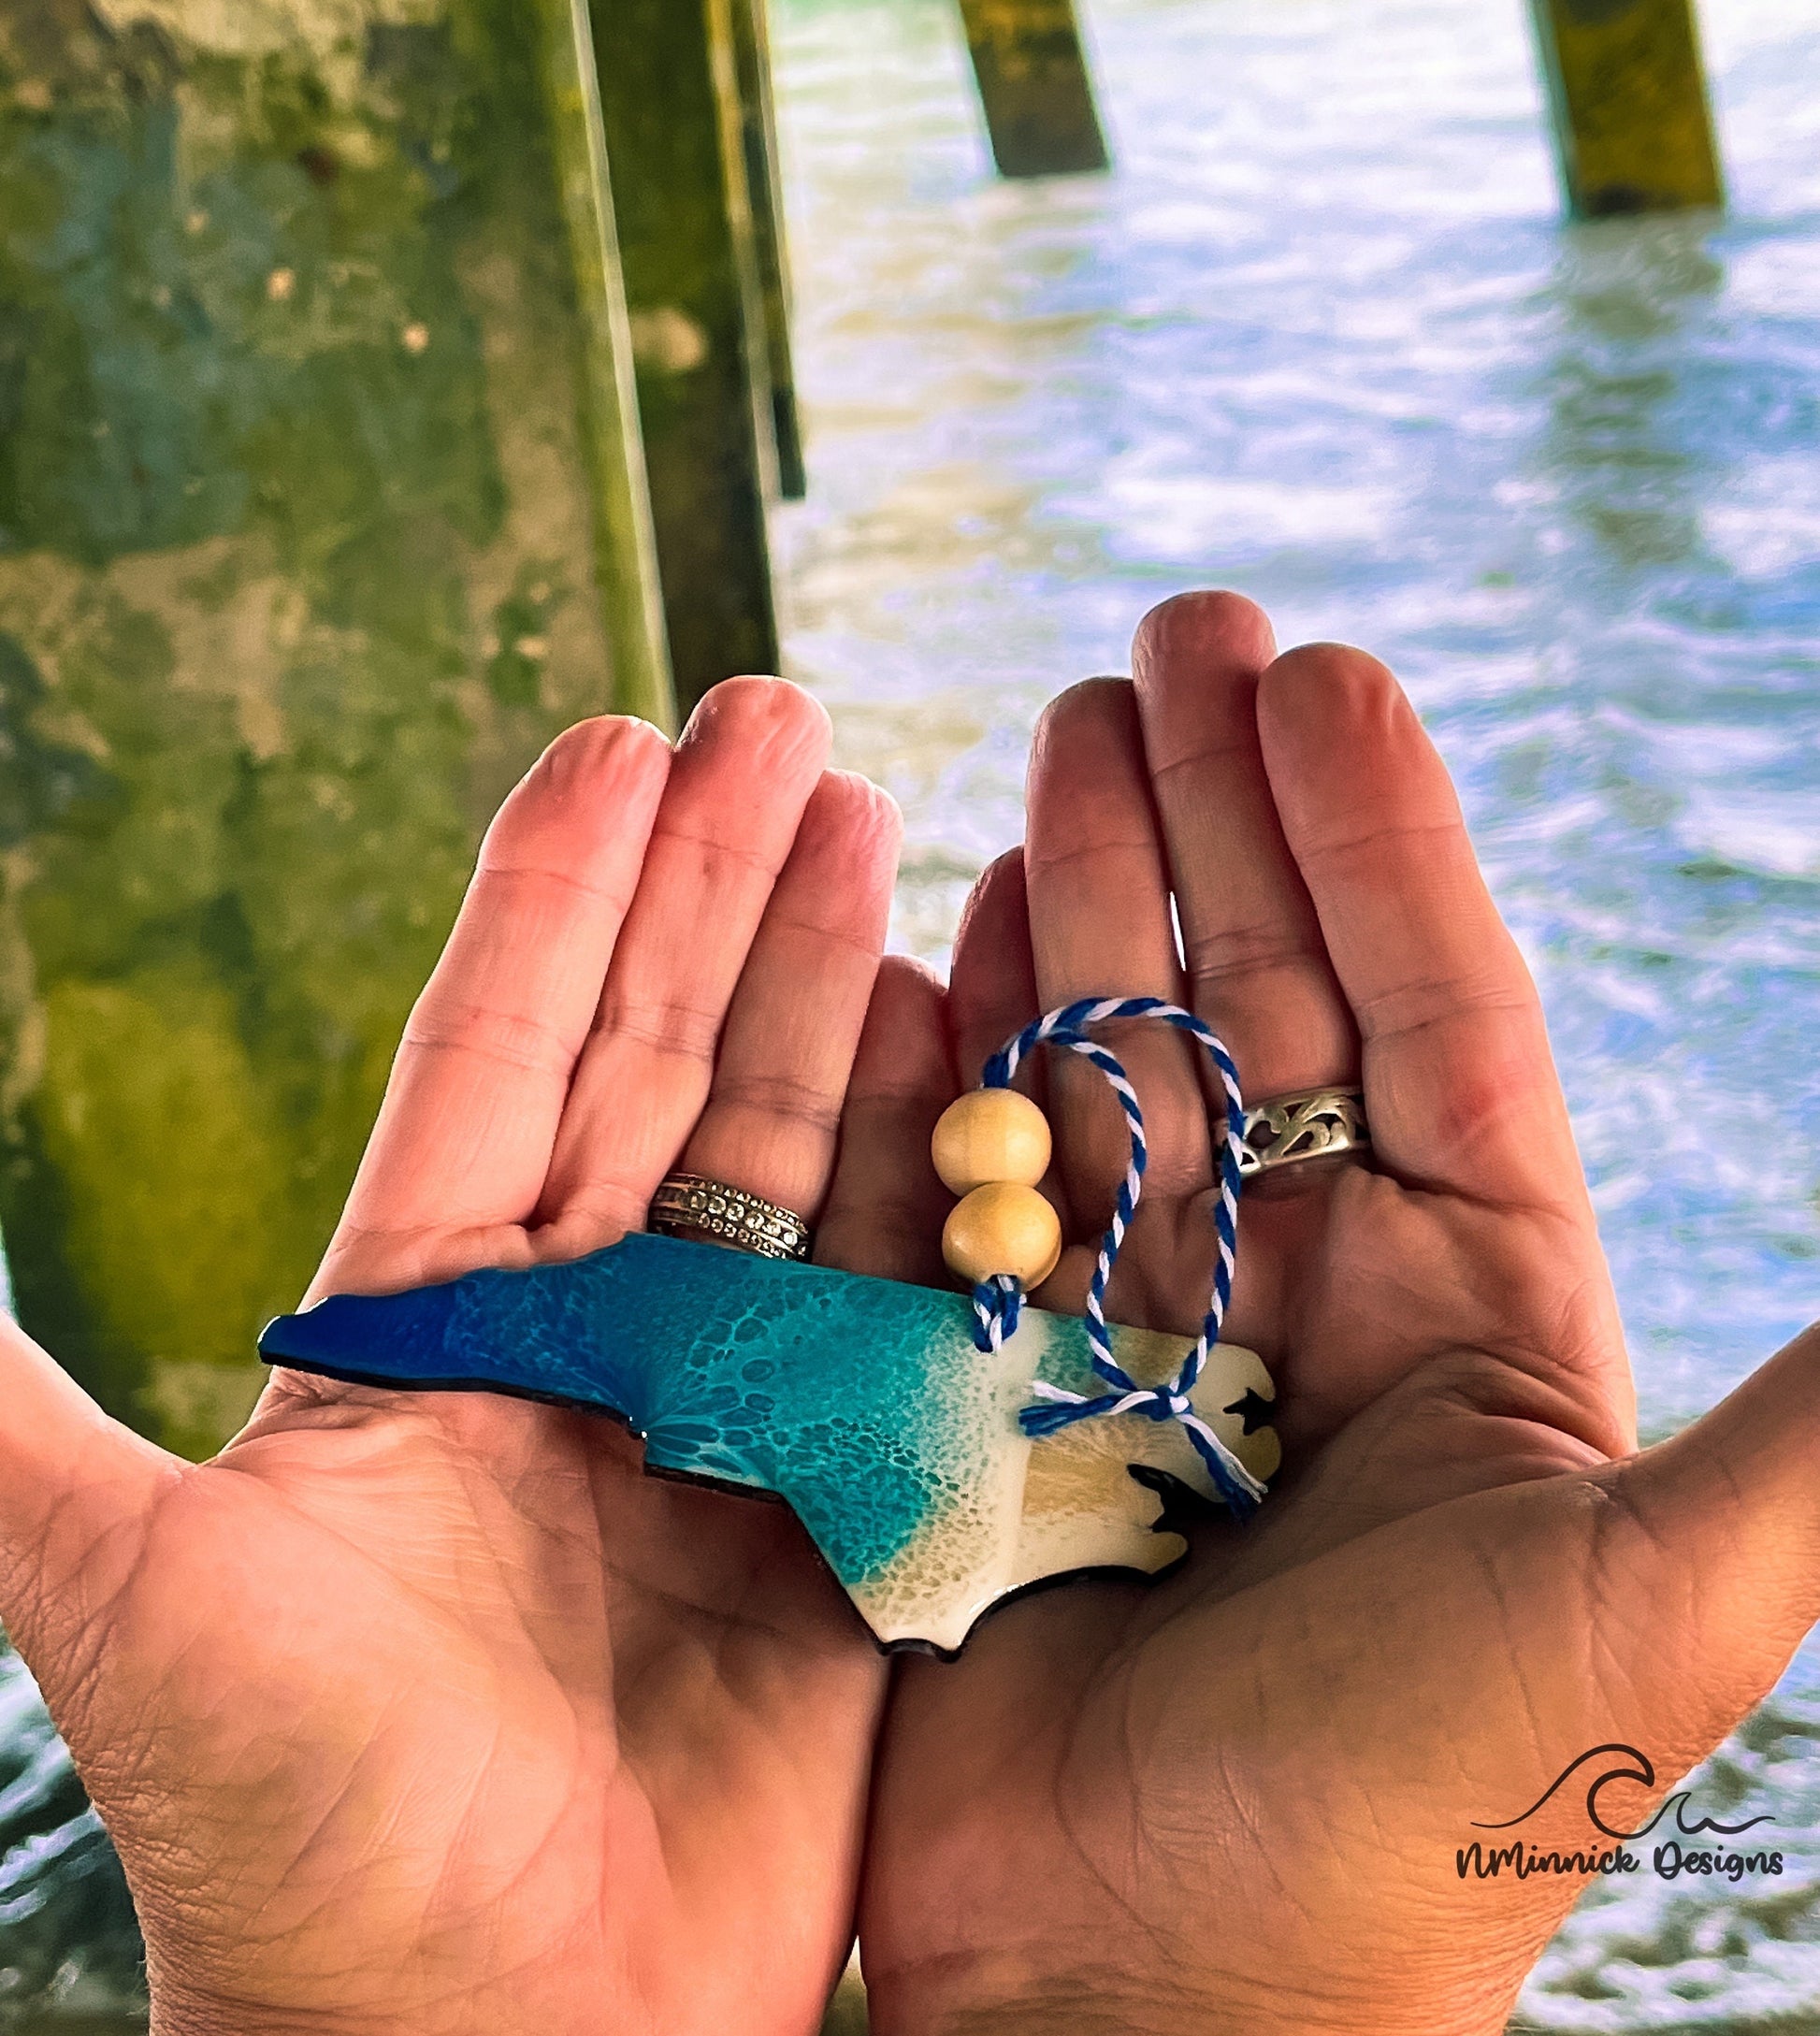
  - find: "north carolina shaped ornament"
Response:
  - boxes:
[259,1231,1278,1655]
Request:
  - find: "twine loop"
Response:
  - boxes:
[969,995,1264,1516]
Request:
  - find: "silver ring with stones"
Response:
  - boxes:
[648,1172,813,1262]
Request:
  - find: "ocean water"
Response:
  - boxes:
[769,0,1820,2026]
[5,0,1820,2026]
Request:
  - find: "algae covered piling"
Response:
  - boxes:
[0,0,661,1454]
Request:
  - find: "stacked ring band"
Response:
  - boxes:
[649,1172,814,1262]
[1238,1089,1370,1177]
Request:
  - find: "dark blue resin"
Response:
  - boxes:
[258,1233,1043,1585]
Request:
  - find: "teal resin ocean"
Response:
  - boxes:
[257,1231,1278,1653]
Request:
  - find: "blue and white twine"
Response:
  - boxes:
[970,995,1265,1515]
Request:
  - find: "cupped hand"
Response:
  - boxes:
[852,594,1820,2036]
[0,679,903,2036]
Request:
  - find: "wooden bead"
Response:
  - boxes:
[942,1182,1062,1289]
[931,1087,1052,1196]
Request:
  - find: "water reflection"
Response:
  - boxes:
[1541,224,1726,574]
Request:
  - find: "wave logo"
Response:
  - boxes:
[1456,1743,1784,1884]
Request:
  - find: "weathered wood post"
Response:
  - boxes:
[956,0,1109,179]
[1528,0,1723,216]
[731,0,806,500]
[0,0,668,1453]
[588,0,783,715]
[533,0,675,721]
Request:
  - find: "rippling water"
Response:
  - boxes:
[0,1646,140,2022]
[771,0,1820,2024]
[6,0,1820,2025]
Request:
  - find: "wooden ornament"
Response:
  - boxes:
[258,1232,1278,1654]
[931,1087,1052,1195]
[942,1181,1062,1288]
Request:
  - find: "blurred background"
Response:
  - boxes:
[2,0,1819,2027]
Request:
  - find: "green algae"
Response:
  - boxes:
[0,0,651,1454]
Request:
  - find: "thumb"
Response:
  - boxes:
[1600,1321,1820,1765]
[0,1315,171,1683]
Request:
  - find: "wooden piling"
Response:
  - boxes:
[588,0,782,716]
[0,0,672,1454]
[533,0,675,725]
[731,0,806,500]
[956,0,1109,179]
[1528,0,1723,217]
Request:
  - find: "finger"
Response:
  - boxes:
[1257,645,1584,1211]
[313,715,672,1296]
[816,955,957,1287]
[537,678,832,1251]
[1599,1321,1820,1775]
[0,1319,168,1679]
[948,846,1084,1250]
[947,846,1098,1281]
[949,849,1041,1103]
[680,771,902,1220]
[1025,680,1209,1211]
[1131,591,1356,1103]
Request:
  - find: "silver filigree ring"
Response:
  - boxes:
[1238,1089,1370,1178]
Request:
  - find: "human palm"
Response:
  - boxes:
[0,679,902,2036]
[854,595,1820,2036]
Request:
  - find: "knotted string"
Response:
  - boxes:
[968,995,1264,1516]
